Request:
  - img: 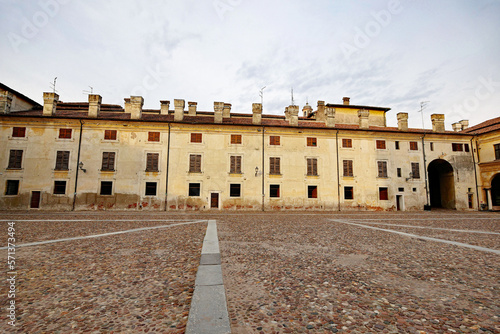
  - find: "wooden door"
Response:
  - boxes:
[210,193,219,209]
[30,191,41,208]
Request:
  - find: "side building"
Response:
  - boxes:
[0,88,488,211]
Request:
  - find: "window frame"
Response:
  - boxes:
[269,136,280,146]
[307,185,318,199]
[269,184,280,198]
[343,160,353,177]
[344,186,354,200]
[101,152,116,171]
[5,180,20,196]
[12,127,26,138]
[411,162,420,179]
[188,182,201,197]
[189,154,202,173]
[146,153,159,172]
[376,140,386,150]
[342,138,352,148]
[59,128,72,139]
[230,155,242,174]
[191,133,202,143]
[230,134,242,144]
[7,150,23,169]
[104,130,117,140]
[377,161,388,178]
[306,158,318,176]
[229,184,241,197]
[269,157,281,175]
[148,131,160,142]
[495,144,500,160]
[55,151,70,171]
[100,181,113,196]
[409,141,418,151]
[379,187,389,201]
[145,182,157,196]
[306,137,317,147]
[53,180,67,195]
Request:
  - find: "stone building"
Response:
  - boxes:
[0,85,497,211]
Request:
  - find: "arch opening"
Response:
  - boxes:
[491,174,500,210]
[428,159,455,209]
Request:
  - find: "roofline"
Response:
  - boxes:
[325,103,391,112]
[0,83,41,107]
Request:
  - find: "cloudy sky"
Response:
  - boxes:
[1,0,499,129]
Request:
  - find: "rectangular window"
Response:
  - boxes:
[269,157,281,175]
[398,187,404,192]
[145,182,157,196]
[146,153,159,172]
[230,156,242,174]
[8,150,23,169]
[53,181,66,195]
[430,142,434,151]
[377,161,388,178]
[495,144,500,160]
[344,186,353,200]
[101,152,116,171]
[231,134,242,144]
[452,143,463,151]
[148,132,160,142]
[12,127,26,138]
[59,128,72,139]
[343,160,353,177]
[270,184,280,198]
[342,138,352,148]
[100,181,113,195]
[191,133,202,143]
[189,154,202,173]
[104,130,117,140]
[270,136,280,145]
[464,144,470,152]
[307,137,317,147]
[5,180,19,195]
[397,168,402,177]
[379,187,389,200]
[189,183,201,196]
[376,140,386,149]
[55,151,70,170]
[230,184,241,197]
[307,158,318,176]
[411,162,420,179]
[409,141,418,150]
[395,141,400,150]
[308,185,318,198]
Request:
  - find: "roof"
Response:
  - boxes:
[0,83,41,107]
[325,103,391,112]
[461,116,500,135]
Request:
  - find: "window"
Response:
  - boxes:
[376,140,386,149]
[230,156,242,174]
[270,184,280,198]
[464,144,470,152]
[191,133,202,143]
[495,144,500,160]
[308,185,318,198]
[270,157,280,175]
[452,143,463,151]
[189,183,201,196]
[189,154,202,173]
[270,136,280,145]
[8,150,23,169]
[379,187,389,200]
[344,186,353,200]
[343,160,353,177]
[377,161,388,178]
[145,182,157,196]
[148,132,160,142]
[59,128,72,139]
[307,137,317,147]
[411,162,420,179]
[395,141,400,150]
[55,151,70,170]
[146,153,159,172]
[100,181,113,195]
[342,138,352,148]
[398,187,404,192]
[397,168,402,178]
[409,141,418,150]
[5,180,19,195]
[230,184,241,197]
[430,142,434,151]
[104,130,117,140]
[101,152,116,171]
[12,127,26,138]
[231,134,242,144]
[307,158,318,176]
[53,181,66,195]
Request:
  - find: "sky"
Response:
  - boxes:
[1,0,499,129]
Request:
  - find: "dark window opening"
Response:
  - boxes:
[54,181,66,195]
[5,180,19,195]
[397,168,402,177]
[398,187,404,192]
[189,183,201,196]
[270,185,280,198]
[145,182,157,196]
[230,184,241,197]
[452,143,464,151]
[344,186,353,200]
[395,141,400,150]
[12,127,26,138]
[308,185,318,198]
[100,181,113,195]
[379,187,389,200]
[495,144,500,160]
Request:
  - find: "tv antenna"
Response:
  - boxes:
[291,87,295,106]
[49,77,58,93]
[259,86,266,106]
[83,86,94,95]
[419,101,429,129]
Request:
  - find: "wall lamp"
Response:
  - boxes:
[79,161,87,173]
[255,167,261,177]
[405,172,413,181]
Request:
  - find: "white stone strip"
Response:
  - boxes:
[341,221,500,235]
[0,219,194,222]
[329,219,500,255]
[0,220,207,249]
[186,220,231,334]
[345,217,499,221]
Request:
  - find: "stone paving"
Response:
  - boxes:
[0,211,498,334]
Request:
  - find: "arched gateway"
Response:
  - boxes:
[428,159,455,209]
[491,174,500,210]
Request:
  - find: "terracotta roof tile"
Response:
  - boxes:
[462,116,500,135]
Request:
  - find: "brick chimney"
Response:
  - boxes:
[252,103,262,125]
[452,122,463,132]
[358,109,370,129]
[397,112,408,131]
[160,100,170,115]
[223,103,231,119]
[459,119,469,130]
[214,101,224,123]
[124,96,144,120]
[174,99,185,121]
[325,106,335,128]
[431,114,445,132]
[43,92,59,116]
[343,97,350,105]
[288,105,299,126]
[88,94,102,118]
[315,101,325,121]
[0,91,13,114]
[188,101,197,116]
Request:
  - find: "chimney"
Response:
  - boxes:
[174,99,185,121]
[214,101,224,123]
[459,119,469,130]
[452,122,463,132]
[160,100,170,115]
[43,92,59,116]
[223,103,231,118]
[315,100,325,121]
[252,103,262,125]
[284,106,290,121]
[124,96,143,120]
[358,109,370,129]
[302,103,313,117]
[397,112,408,131]
[325,106,336,128]
[431,114,445,132]
[288,105,299,126]
[188,101,197,116]
[88,94,102,118]
[0,91,13,114]
[343,97,350,105]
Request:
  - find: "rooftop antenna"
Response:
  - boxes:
[50,77,58,93]
[83,86,93,95]
[291,87,295,106]
[259,86,266,106]
[419,101,429,129]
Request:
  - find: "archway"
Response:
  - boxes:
[491,174,500,210]
[428,159,455,209]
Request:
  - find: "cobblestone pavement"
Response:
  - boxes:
[0,211,498,334]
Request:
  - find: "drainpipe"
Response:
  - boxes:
[471,135,480,210]
[336,130,340,211]
[261,126,265,212]
[72,119,84,211]
[422,133,430,208]
[164,123,171,211]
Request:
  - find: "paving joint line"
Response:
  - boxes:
[340,221,500,234]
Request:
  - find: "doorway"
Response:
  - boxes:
[396,195,403,211]
[210,193,219,209]
[30,191,41,209]
[491,174,500,210]
[428,159,455,209]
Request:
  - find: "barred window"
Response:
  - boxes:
[344,186,353,200]
[101,152,115,171]
[376,140,386,149]
[270,136,280,145]
[145,182,157,196]
[411,162,420,179]
[189,183,201,196]
[343,160,353,177]
[230,184,241,197]
[53,181,66,195]
[269,157,280,175]
[189,154,202,173]
[231,134,242,144]
[146,153,159,172]
[191,133,202,143]
[12,127,26,138]
[55,151,70,170]
[452,143,463,151]
[307,137,317,147]
[59,128,72,139]
[104,130,117,140]
[100,181,113,195]
[8,150,23,169]
[377,161,388,178]
[342,138,352,148]
[230,156,242,174]
[148,132,160,142]
[307,158,318,176]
